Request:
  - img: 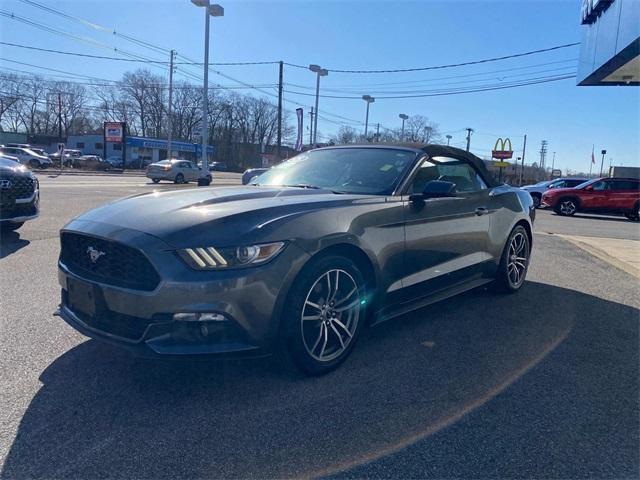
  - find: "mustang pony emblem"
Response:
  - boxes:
[86,246,106,263]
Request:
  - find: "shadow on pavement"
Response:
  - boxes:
[0,231,30,259]
[2,282,638,479]
[562,213,632,223]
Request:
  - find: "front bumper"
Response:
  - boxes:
[0,189,39,223]
[56,220,310,357]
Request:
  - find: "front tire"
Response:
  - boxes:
[174,173,185,184]
[554,197,578,216]
[28,159,40,169]
[151,178,160,184]
[493,225,531,293]
[626,203,640,222]
[1,222,24,233]
[279,255,366,376]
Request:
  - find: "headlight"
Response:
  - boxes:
[178,241,285,269]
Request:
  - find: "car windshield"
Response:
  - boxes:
[0,157,21,168]
[254,148,418,195]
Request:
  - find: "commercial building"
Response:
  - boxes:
[66,135,215,166]
[578,0,640,86]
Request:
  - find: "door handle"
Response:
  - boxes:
[475,207,489,216]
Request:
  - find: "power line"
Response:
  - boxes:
[284,42,579,74]
[283,74,576,100]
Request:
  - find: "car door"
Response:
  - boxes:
[609,179,640,210]
[397,155,494,303]
[181,162,197,181]
[580,179,612,210]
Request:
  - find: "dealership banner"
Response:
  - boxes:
[104,122,124,143]
[295,108,303,151]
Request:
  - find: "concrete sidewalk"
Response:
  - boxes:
[558,234,640,278]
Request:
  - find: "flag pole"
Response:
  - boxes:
[589,144,594,178]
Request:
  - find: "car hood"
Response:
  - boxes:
[543,187,576,196]
[69,186,377,247]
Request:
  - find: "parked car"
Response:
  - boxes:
[521,177,588,208]
[0,156,39,232]
[75,155,111,171]
[542,177,640,220]
[49,149,83,168]
[106,156,124,168]
[145,159,210,184]
[57,144,535,375]
[0,146,52,169]
[242,167,269,185]
[209,161,228,171]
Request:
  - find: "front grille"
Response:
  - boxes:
[0,175,36,204]
[0,202,37,219]
[60,232,161,291]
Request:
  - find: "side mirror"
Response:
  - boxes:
[584,185,593,191]
[409,180,457,203]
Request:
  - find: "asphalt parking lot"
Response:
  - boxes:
[1,174,638,479]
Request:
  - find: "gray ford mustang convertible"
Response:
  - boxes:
[57,145,535,375]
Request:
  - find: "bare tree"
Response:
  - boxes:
[404,115,441,144]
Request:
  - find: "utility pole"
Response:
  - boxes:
[309,107,314,146]
[539,140,548,176]
[57,92,62,142]
[465,127,473,152]
[167,49,176,160]
[277,60,283,158]
[376,123,380,142]
[519,134,527,186]
[551,151,556,171]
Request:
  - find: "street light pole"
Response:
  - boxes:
[600,149,607,177]
[362,95,375,140]
[399,113,408,142]
[309,64,327,146]
[191,0,224,187]
[446,134,452,146]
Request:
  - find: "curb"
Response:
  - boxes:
[557,234,640,279]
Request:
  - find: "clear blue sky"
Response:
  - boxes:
[1,0,638,173]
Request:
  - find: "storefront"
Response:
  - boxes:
[125,137,215,165]
[577,0,639,86]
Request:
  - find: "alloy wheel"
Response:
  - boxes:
[559,200,576,215]
[507,232,529,288]
[301,269,361,362]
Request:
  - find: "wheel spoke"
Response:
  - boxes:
[302,314,322,321]
[305,300,321,311]
[333,318,353,339]
[319,322,329,358]
[335,298,360,312]
[329,322,345,350]
[335,286,357,307]
[310,323,325,354]
[328,270,340,303]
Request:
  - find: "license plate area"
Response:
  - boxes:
[67,277,96,317]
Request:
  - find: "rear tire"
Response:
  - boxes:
[554,197,578,216]
[492,225,530,293]
[279,254,366,376]
[28,159,40,169]
[151,178,160,184]
[625,203,640,222]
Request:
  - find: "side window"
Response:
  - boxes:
[567,180,583,187]
[591,181,609,191]
[549,180,564,189]
[408,157,487,194]
[612,180,640,191]
[431,157,487,193]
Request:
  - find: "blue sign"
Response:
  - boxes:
[126,136,215,154]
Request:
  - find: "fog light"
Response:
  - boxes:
[173,312,227,322]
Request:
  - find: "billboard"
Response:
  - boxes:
[104,122,124,143]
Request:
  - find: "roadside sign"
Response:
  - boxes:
[57,143,65,154]
[104,122,124,143]
[492,137,513,160]
[494,161,511,168]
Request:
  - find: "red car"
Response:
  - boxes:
[542,177,640,221]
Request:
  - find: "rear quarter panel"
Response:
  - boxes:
[487,187,534,261]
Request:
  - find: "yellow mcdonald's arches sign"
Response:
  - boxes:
[492,137,513,160]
